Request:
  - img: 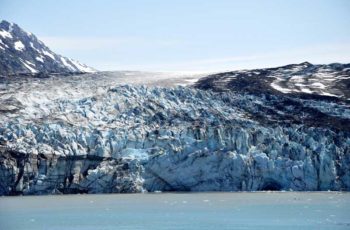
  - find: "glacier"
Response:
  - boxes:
[0,70,349,195]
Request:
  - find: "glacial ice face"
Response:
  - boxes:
[0,84,350,195]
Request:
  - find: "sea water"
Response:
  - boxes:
[0,192,349,230]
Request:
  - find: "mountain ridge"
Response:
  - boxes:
[194,62,350,101]
[0,20,95,76]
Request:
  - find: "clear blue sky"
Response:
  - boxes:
[1,0,350,72]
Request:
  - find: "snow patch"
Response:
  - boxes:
[320,92,340,97]
[295,83,306,87]
[0,29,12,39]
[22,61,38,73]
[42,50,55,60]
[29,42,44,54]
[290,76,305,83]
[25,60,35,67]
[314,73,335,81]
[14,41,25,51]
[60,57,76,71]
[35,56,44,63]
[311,82,326,89]
[270,82,292,93]
[69,58,95,73]
[300,88,313,94]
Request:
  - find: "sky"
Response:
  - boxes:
[1,0,350,72]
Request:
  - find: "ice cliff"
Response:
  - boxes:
[0,75,349,194]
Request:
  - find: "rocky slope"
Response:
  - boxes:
[195,62,350,100]
[0,20,95,76]
[0,66,349,195]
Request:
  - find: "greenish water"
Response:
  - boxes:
[0,192,349,230]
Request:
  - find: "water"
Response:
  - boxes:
[0,192,349,230]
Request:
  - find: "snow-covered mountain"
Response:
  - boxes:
[195,62,350,100]
[0,20,95,76]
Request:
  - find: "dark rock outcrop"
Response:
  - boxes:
[195,62,350,100]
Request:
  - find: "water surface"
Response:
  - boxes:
[0,192,349,230]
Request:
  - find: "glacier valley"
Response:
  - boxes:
[0,64,350,195]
